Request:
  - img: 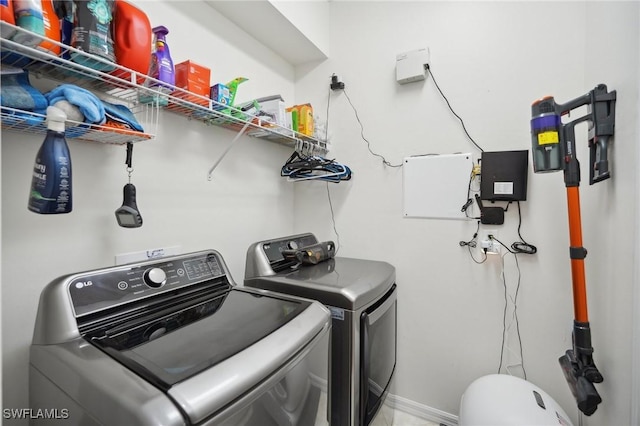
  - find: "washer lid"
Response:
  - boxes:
[168,296,330,424]
[88,288,329,424]
[246,257,396,310]
[89,289,312,387]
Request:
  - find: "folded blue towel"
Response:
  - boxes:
[101,100,144,132]
[1,71,48,111]
[45,84,106,125]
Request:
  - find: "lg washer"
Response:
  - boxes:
[30,249,331,425]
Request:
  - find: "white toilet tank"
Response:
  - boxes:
[458,374,574,426]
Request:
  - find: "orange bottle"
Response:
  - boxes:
[110,0,151,84]
[0,0,16,30]
[39,0,61,55]
[1,0,16,39]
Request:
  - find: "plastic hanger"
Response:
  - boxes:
[281,150,352,182]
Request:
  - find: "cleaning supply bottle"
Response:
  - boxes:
[54,0,74,60]
[38,0,61,55]
[28,106,73,214]
[110,0,151,84]
[1,0,17,39]
[286,106,299,134]
[12,0,44,46]
[139,25,174,105]
[70,0,115,71]
[298,103,314,136]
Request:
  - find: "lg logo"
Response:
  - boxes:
[74,281,93,289]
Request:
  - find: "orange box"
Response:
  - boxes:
[172,60,211,106]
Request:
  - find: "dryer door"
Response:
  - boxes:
[360,284,397,426]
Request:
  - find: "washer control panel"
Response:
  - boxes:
[69,252,226,317]
[143,267,167,288]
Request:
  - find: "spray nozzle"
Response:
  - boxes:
[152,26,169,37]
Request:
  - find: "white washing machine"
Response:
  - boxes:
[30,249,331,425]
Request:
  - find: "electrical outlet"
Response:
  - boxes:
[330,74,345,90]
[479,229,500,255]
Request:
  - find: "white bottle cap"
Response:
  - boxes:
[46,106,67,133]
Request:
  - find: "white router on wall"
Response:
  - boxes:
[396,47,430,84]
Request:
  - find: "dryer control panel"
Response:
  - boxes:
[69,252,227,317]
[262,234,318,265]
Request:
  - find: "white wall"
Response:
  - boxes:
[271,0,331,58]
[293,1,639,425]
[3,2,639,425]
[1,0,299,419]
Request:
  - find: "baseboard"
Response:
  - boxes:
[386,393,459,426]
[309,374,459,425]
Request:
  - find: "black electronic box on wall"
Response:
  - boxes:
[480,150,529,201]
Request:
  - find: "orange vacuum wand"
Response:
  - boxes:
[530,84,616,416]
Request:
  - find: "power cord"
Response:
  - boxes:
[492,205,533,380]
[461,160,482,218]
[497,249,527,380]
[486,204,537,255]
[342,88,403,168]
[460,220,487,264]
[326,182,341,255]
[325,80,340,254]
[426,64,485,153]
[512,201,537,254]
[486,232,528,379]
[336,66,486,167]
[330,74,400,167]
[489,235,516,255]
[325,84,331,143]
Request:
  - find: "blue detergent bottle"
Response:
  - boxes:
[28,106,73,214]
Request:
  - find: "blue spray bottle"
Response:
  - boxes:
[28,106,73,214]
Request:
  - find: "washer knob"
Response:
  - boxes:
[144,268,166,288]
[288,241,299,250]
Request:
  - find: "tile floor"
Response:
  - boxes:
[373,404,441,426]
[314,391,442,426]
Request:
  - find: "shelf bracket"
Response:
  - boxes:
[207,122,251,180]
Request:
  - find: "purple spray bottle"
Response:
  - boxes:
[140,25,175,105]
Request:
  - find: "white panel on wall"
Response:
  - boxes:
[402,153,473,219]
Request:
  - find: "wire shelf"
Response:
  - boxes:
[1,107,154,144]
[1,22,329,154]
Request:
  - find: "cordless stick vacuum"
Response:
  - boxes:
[530,84,616,416]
